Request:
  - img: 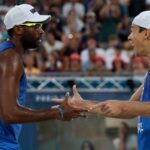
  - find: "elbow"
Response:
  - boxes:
[2,113,16,124]
[1,110,18,124]
[3,118,13,124]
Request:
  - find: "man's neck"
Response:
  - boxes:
[10,38,24,56]
[144,43,150,60]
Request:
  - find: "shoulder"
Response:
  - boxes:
[0,48,21,65]
[0,48,23,77]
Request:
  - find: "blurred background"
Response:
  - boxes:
[0,0,148,150]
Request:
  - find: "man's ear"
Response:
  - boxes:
[145,29,150,40]
[13,26,24,36]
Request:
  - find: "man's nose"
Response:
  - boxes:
[39,28,44,34]
[128,33,132,41]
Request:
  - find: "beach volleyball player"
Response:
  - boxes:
[0,4,84,150]
[57,11,150,150]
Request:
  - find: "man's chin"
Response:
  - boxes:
[136,51,147,57]
[26,42,40,50]
[28,48,37,51]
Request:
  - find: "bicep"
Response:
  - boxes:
[130,84,143,101]
[0,55,23,115]
[0,74,19,102]
[130,73,147,102]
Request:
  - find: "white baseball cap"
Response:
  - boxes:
[132,11,150,29]
[4,4,51,30]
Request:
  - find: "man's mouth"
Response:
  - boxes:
[129,41,134,47]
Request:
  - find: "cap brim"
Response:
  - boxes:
[27,14,51,23]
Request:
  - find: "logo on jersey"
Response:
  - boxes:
[138,122,144,133]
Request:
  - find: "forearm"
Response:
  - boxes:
[125,101,150,117]
[3,105,60,124]
[87,101,138,119]
[82,100,131,116]
[115,101,138,119]
[111,112,137,119]
[113,101,150,119]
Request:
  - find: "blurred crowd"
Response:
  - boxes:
[0,0,149,76]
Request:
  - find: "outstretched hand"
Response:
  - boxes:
[52,85,86,111]
[52,91,86,121]
[68,85,85,110]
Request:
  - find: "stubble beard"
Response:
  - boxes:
[21,32,39,50]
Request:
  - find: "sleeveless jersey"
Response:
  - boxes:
[0,41,27,150]
[138,71,150,150]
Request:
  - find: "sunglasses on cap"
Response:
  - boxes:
[19,22,43,28]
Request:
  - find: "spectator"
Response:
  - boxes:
[63,34,81,56]
[88,55,106,75]
[99,1,121,42]
[81,37,105,71]
[0,6,10,23]
[63,9,84,34]
[128,0,146,18]
[1,0,14,6]
[62,0,85,19]
[81,11,100,43]
[24,53,41,76]
[47,2,64,40]
[117,16,130,42]
[61,56,70,72]
[42,31,64,54]
[105,40,130,70]
[131,57,147,74]
[122,41,135,71]
[43,53,57,72]
[115,43,131,67]
[105,35,120,70]
[0,6,10,42]
[81,140,95,150]
[69,53,81,72]
[113,122,137,150]
[38,0,51,15]
[25,0,37,6]
[111,0,128,17]
[112,56,126,74]
[145,0,150,9]
[92,0,104,20]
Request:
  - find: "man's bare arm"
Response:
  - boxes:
[122,101,150,118]
[129,81,144,101]
[54,75,146,118]
[69,79,145,117]
[0,50,80,123]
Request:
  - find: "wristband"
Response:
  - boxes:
[57,107,64,120]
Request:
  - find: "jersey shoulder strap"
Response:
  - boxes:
[0,41,15,51]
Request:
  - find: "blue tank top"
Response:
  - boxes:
[0,41,27,149]
[138,71,150,150]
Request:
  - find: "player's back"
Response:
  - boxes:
[0,41,27,150]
